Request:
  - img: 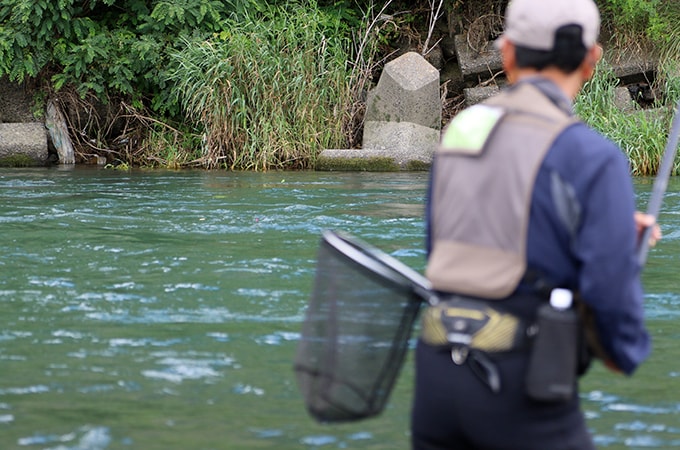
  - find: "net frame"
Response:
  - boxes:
[294,230,435,422]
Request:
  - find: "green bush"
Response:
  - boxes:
[0,0,235,113]
[598,0,660,34]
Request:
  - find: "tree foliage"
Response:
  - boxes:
[1,0,675,105]
[0,0,234,111]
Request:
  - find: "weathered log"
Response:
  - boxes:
[45,99,75,165]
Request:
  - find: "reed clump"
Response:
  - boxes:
[164,4,354,170]
[575,62,680,177]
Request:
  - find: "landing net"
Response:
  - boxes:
[294,230,428,422]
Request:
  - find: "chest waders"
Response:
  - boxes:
[422,83,581,396]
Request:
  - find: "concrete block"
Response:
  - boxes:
[605,49,656,85]
[0,77,34,123]
[464,86,500,106]
[365,52,441,130]
[454,35,502,81]
[319,121,438,171]
[0,122,48,166]
[613,86,637,113]
[362,121,439,158]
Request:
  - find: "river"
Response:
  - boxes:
[0,167,678,449]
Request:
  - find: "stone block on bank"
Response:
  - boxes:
[613,86,637,113]
[454,35,502,81]
[364,52,441,130]
[318,121,438,171]
[606,49,656,85]
[464,86,500,106]
[0,122,48,166]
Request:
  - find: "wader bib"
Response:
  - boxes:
[422,83,582,393]
[426,82,578,299]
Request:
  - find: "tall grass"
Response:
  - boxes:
[165,2,353,170]
[579,0,680,177]
[651,1,680,108]
[575,63,680,176]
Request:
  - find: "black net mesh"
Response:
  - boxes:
[294,231,423,422]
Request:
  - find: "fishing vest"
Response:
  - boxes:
[426,83,579,299]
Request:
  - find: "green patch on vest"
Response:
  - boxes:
[440,105,504,155]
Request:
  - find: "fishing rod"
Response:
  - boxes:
[638,99,680,266]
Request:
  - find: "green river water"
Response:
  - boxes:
[0,167,678,449]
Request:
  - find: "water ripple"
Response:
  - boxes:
[0,385,50,395]
[18,426,112,449]
[606,403,673,414]
[300,435,337,446]
[232,384,265,396]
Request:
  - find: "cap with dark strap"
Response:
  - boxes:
[501,0,600,51]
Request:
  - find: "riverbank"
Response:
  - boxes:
[0,1,678,174]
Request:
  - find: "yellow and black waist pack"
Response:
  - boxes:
[420,296,529,354]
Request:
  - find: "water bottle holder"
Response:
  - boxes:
[525,306,579,402]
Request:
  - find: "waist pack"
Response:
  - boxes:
[421,292,591,401]
[420,295,531,393]
[420,296,530,355]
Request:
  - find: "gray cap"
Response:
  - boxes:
[502,0,600,51]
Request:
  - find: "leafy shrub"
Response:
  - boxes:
[598,0,660,34]
[0,0,231,112]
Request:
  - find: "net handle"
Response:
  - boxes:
[323,230,438,305]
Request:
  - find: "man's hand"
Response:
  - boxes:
[634,211,661,247]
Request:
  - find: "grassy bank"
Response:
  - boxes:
[584,0,680,176]
[576,61,680,176]
[1,0,680,172]
[163,6,353,170]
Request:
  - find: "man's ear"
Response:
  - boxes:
[582,44,603,80]
[499,38,518,83]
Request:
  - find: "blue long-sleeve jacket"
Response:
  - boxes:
[426,80,650,375]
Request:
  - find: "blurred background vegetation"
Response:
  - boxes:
[0,0,678,172]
